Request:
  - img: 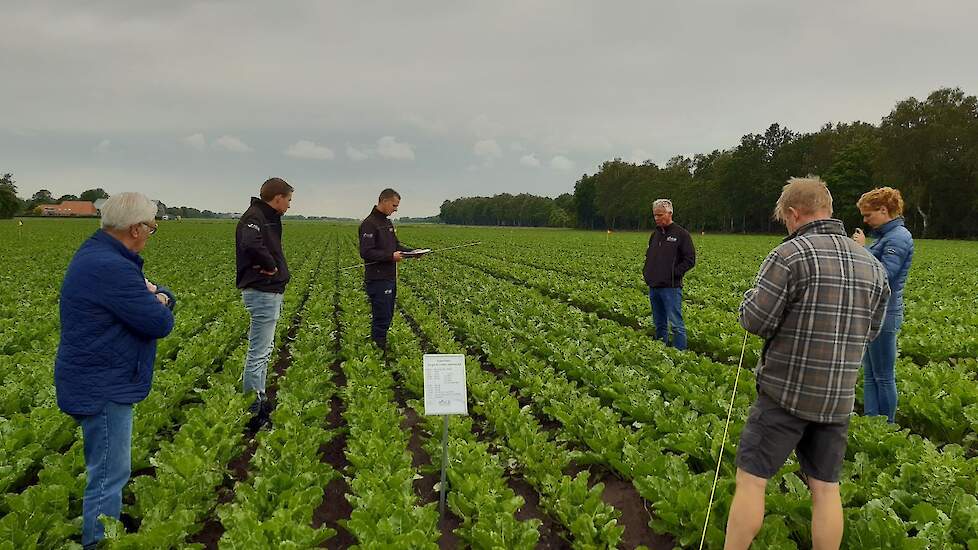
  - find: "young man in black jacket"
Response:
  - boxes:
[358,188,417,351]
[235,177,293,429]
[643,198,696,350]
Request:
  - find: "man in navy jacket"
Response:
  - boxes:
[358,188,416,351]
[643,198,696,350]
[235,177,293,429]
[55,192,175,549]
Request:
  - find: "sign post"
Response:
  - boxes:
[422,354,468,519]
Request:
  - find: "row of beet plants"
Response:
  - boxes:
[441,245,762,367]
[465,255,978,546]
[0,221,83,359]
[101,239,326,547]
[381,304,543,548]
[334,268,441,548]
[402,264,758,548]
[101,345,252,548]
[443,244,978,453]
[404,256,978,548]
[0,303,252,549]
[0,247,243,499]
[396,284,628,549]
[0,236,320,548]
[218,279,340,547]
[424,226,978,369]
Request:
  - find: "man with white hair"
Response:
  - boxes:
[643,198,696,350]
[725,177,889,549]
[55,192,176,549]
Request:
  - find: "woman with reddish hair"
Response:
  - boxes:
[852,187,914,423]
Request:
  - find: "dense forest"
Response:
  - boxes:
[440,87,978,238]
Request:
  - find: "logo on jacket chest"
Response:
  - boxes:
[666,236,677,242]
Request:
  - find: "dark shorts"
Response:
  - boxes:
[735,391,850,483]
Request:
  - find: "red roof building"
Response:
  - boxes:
[41,201,98,216]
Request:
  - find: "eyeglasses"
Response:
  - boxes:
[140,222,158,235]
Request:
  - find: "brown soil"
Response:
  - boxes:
[314,471,355,549]
[506,476,571,549]
[399,385,463,550]
[188,266,321,549]
[589,466,674,550]
[403,284,676,549]
[399,306,571,549]
[316,359,355,548]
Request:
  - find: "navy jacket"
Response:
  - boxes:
[235,198,290,293]
[358,207,411,281]
[643,222,696,288]
[55,230,175,416]
[866,217,914,320]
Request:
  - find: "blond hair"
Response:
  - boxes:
[773,176,833,223]
[857,187,904,217]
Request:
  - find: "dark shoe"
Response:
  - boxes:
[247,395,270,431]
[372,338,387,352]
[247,396,263,415]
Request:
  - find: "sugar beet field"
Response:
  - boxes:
[2,218,978,549]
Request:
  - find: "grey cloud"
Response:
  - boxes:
[376,136,415,161]
[183,133,206,151]
[473,139,502,161]
[3,1,977,217]
[550,155,575,171]
[213,135,253,153]
[285,140,335,160]
[346,145,369,161]
[519,154,541,168]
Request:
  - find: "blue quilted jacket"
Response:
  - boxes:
[55,230,175,415]
[867,217,914,320]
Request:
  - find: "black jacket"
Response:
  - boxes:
[359,207,411,281]
[643,222,695,288]
[236,198,290,293]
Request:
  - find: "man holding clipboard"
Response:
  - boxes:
[358,188,428,351]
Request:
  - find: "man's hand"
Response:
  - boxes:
[852,228,866,246]
[254,265,279,276]
[145,278,158,293]
[155,293,170,306]
[393,251,404,262]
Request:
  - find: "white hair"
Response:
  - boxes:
[100,192,158,230]
[652,198,674,213]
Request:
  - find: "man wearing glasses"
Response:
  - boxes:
[55,192,176,549]
[235,177,294,430]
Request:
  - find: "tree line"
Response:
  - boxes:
[442,87,978,238]
[0,178,231,220]
[0,180,112,218]
[439,193,575,227]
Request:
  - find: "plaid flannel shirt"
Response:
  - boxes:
[740,219,890,424]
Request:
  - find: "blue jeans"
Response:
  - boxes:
[75,401,133,547]
[649,287,686,350]
[365,279,396,342]
[242,289,284,398]
[863,314,902,423]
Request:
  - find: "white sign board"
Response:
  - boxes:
[423,354,468,416]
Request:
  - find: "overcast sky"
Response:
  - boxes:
[2,1,976,217]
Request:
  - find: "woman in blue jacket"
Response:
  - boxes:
[852,187,914,423]
[55,192,176,548]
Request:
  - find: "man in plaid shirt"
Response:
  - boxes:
[725,177,889,550]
